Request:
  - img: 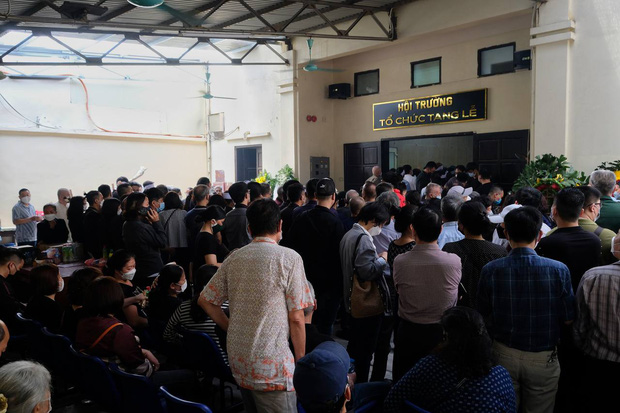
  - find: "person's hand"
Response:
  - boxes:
[134,292,146,303]
[146,208,159,223]
[31,216,43,222]
[379,251,388,260]
[143,349,160,371]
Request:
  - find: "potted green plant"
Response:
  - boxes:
[596,160,620,181]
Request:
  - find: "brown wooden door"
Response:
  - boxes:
[474,130,529,191]
[344,141,381,191]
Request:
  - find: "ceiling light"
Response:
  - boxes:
[127,0,164,8]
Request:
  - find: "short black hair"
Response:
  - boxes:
[504,206,542,243]
[43,203,57,213]
[305,179,320,199]
[478,168,492,180]
[394,204,418,233]
[458,201,491,236]
[405,190,422,206]
[129,181,142,188]
[382,171,402,186]
[104,249,136,277]
[116,183,132,198]
[466,162,478,172]
[0,247,24,267]
[287,183,305,203]
[260,183,272,197]
[247,181,263,203]
[68,267,102,306]
[30,264,60,296]
[356,202,390,226]
[101,197,121,218]
[489,185,504,196]
[403,164,413,174]
[228,182,249,204]
[455,165,466,172]
[516,187,542,208]
[143,180,154,188]
[247,199,281,236]
[116,176,129,184]
[577,185,601,207]
[193,184,209,203]
[207,194,227,209]
[145,187,164,204]
[156,184,169,195]
[85,190,100,205]
[456,172,469,185]
[553,188,585,222]
[98,184,111,198]
[375,182,394,197]
[196,177,210,186]
[83,276,125,317]
[413,207,442,242]
[163,191,183,210]
[281,180,300,202]
[424,161,437,170]
[18,188,29,196]
[124,192,147,220]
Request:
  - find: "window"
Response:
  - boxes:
[478,43,515,76]
[411,57,441,88]
[354,69,379,97]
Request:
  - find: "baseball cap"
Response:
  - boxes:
[448,185,474,198]
[294,341,349,408]
[489,203,522,224]
[315,178,336,197]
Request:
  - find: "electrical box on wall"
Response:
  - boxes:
[310,156,330,179]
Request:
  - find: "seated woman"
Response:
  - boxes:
[76,276,196,390]
[25,264,64,333]
[37,203,69,248]
[147,263,187,324]
[163,265,228,364]
[192,206,229,275]
[104,250,148,330]
[0,360,52,413]
[383,306,516,413]
[62,267,102,341]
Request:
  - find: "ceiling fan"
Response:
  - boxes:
[302,38,344,73]
[191,66,237,100]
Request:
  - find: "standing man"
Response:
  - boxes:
[392,207,461,381]
[292,179,320,221]
[83,190,104,258]
[285,179,345,335]
[402,165,416,191]
[576,186,617,264]
[415,162,437,192]
[12,188,40,246]
[280,182,305,241]
[54,188,72,228]
[478,207,574,413]
[222,182,252,250]
[200,199,313,412]
[437,194,465,249]
[573,233,620,412]
[0,248,25,331]
[361,182,376,203]
[589,170,620,232]
[185,184,210,253]
[366,166,382,185]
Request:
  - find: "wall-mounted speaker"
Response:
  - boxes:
[328,83,351,100]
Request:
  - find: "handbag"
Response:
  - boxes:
[350,233,384,319]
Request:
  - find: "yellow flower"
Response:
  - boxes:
[256,176,266,184]
[536,178,541,185]
[555,174,563,181]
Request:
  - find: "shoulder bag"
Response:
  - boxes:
[350,233,384,318]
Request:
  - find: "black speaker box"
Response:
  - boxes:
[328,83,351,100]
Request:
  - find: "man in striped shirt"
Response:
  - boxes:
[573,232,620,411]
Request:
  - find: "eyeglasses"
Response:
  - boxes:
[587,202,602,208]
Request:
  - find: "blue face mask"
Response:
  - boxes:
[494,199,502,205]
[157,202,165,212]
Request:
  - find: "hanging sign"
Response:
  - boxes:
[373,89,487,131]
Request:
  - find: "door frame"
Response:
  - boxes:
[234,144,262,182]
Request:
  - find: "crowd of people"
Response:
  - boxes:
[0,162,619,413]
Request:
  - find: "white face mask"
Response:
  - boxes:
[20,196,31,204]
[58,278,64,293]
[117,208,122,216]
[176,281,187,293]
[44,214,56,221]
[122,268,136,281]
[368,226,382,237]
[83,203,89,211]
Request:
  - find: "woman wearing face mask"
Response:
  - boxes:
[36,203,69,249]
[0,360,52,413]
[25,264,65,334]
[147,263,187,324]
[122,193,167,288]
[159,191,189,273]
[192,206,229,275]
[101,197,124,253]
[105,250,148,330]
[67,196,86,243]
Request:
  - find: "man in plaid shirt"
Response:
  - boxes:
[478,206,575,413]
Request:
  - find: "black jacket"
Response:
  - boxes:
[83,207,103,258]
[122,219,167,286]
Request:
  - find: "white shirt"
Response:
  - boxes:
[55,202,71,241]
[403,174,416,191]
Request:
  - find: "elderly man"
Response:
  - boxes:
[54,188,71,225]
[590,170,620,233]
[575,186,617,264]
[12,188,41,246]
[366,166,382,184]
[437,194,465,249]
[200,199,313,413]
[424,183,442,201]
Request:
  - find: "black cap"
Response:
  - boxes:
[316,178,336,197]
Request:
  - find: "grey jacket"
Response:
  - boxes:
[340,223,388,314]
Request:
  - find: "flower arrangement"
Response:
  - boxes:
[255,164,297,191]
[513,154,587,202]
[596,160,620,180]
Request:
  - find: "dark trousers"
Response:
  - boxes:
[347,314,383,383]
[393,319,443,383]
[312,288,341,335]
[370,315,395,382]
[554,326,586,413]
[581,356,620,412]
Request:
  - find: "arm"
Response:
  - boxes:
[13,216,37,225]
[288,309,306,361]
[123,292,145,307]
[204,254,221,267]
[122,304,148,330]
[354,236,388,282]
[199,295,229,331]
[163,306,182,343]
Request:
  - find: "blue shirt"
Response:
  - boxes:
[12,201,37,242]
[383,355,516,413]
[477,248,575,352]
[437,221,465,249]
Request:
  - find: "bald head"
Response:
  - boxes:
[345,190,359,202]
[349,196,366,217]
[372,166,381,177]
[0,320,9,357]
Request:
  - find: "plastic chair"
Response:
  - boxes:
[15,313,51,364]
[357,399,379,413]
[108,363,166,413]
[160,386,213,413]
[40,328,79,385]
[404,400,432,413]
[69,345,122,412]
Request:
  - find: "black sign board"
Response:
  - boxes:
[373,89,487,131]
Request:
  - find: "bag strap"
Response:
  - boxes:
[594,226,604,237]
[163,209,178,230]
[89,323,123,350]
[351,233,366,270]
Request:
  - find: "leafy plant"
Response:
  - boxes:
[596,160,620,171]
[513,154,587,201]
[255,164,297,191]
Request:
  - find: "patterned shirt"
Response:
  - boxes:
[201,237,313,391]
[477,248,575,352]
[383,355,516,413]
[574,262,620,362]
[12,201,37,242]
